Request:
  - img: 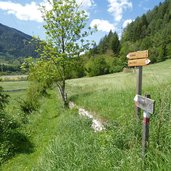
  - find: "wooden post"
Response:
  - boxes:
[136,66,142,121]
[142,94,151,158]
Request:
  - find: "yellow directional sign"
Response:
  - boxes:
[127,50,148,60]
[128,58,150,67]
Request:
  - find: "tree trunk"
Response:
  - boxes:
[61,87,68,108]
[57,82,68,108]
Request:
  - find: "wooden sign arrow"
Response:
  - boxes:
[128,58,150,67]
[127,50,148,60]
[134,95,155,114]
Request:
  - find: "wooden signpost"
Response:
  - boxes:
[127,50,148,60]
[128,58,151,67]
[127,50,150,67]
[127,50,155,158]
[127,50,150,121]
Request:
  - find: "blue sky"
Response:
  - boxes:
[0,0,165,43]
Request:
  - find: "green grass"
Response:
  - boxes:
[1,60,171,170]
[67,60,171,119]
[0,80,28,91]
[1,89,72,170]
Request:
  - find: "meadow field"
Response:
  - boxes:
[0,60,171,170]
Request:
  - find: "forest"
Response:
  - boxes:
[87,0,171,76]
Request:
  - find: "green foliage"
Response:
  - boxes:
[0,85,28,164]
[85,56,109,76]
[65,57,86,79]
[24,0,96,107]
[121,0,171,62]
[0,112,22,164]
[19,88,40,115]
[0,64,21,74]
[41,0,95,56]
[0,86,9,110]
[91,30,120,56]
[1,60,171,170]
[111,32,121,55]
[84,54,124,77]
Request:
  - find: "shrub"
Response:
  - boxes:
[0,86,9,110]
[85,56,109,77]
[0,85,19,164]
[19,83,41,114]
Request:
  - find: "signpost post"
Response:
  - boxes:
[136,66,142,121]
[127,50,150,121]
[134,94,155,158]
[127,50,155,159]
[142,95,151,158]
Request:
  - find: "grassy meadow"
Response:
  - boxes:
[0,60,171,170]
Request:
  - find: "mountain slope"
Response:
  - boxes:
[0,23,37,59]
[91,0,171,65]
[121,0,171,63]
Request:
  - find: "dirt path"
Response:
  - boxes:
[69,101,105,132]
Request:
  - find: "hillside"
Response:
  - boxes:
[0,23,37,59]
[91,0,171,70]
[121,0,171,62]
[1,59,171,170]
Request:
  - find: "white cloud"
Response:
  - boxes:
[90,19,116,32]
[0,1,43,22]
[0,0,94,23]
[122,19,133,28]
[107,0,133,22]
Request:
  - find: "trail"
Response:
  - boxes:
[69,101,105,132]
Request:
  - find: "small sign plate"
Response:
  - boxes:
[127,50,148,59]
[134,95,155,114]
[128,58,150,67]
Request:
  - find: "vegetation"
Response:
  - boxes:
[91,30,120,56]
[0,54,25,75]
[120,0,171,63]
[87,0,171,75]
[0,85,9,110]
[23,0,95,107]
[0,84,19,163]
[0,23,37,59]
[1,1,171,77]
[0,60,171,170]
[1,0,171,170]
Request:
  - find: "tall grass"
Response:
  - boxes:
[1,60,171,170]
[38,88,171,171]
[37,60,171,170]
[1,89,71,170]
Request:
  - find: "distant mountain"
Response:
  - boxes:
[0,23,37,59]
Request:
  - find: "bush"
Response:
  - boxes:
[85,56,109,77]
[0,85,20,164]
[0,112,20,163]
[0,86,9,110]
[19,83,41,114]
[66,57,85,79]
